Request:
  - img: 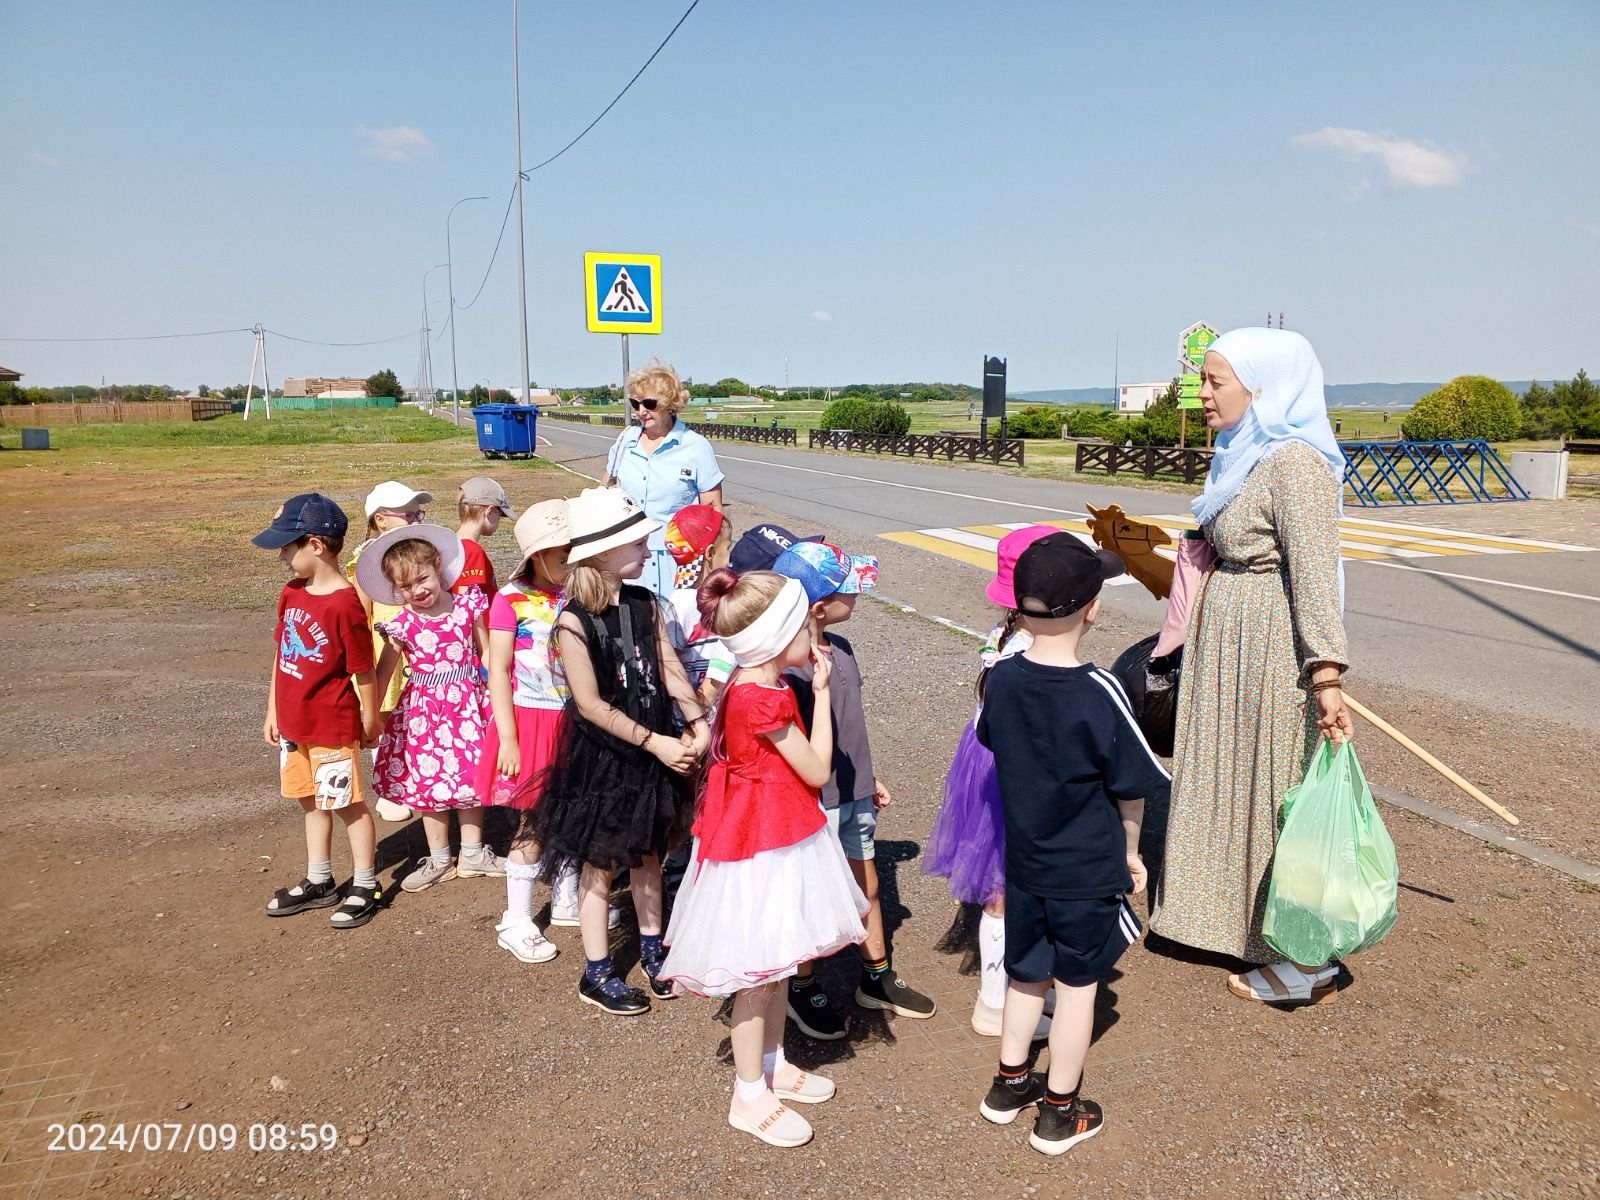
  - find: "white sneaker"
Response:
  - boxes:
[457,847,507,878]
[375,798,412,822]
[971,998,1051,1041]
[549,896,622,929]
[496,916,558,964]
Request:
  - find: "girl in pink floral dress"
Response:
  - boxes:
[356,524,503,895]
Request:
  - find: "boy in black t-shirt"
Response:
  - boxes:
[975,534,1170,1157]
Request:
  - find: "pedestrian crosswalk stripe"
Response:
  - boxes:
[879,513,1592,573]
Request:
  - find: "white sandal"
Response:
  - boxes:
[1228,961,1340,1008]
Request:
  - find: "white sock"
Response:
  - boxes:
[734,1072,767,1103]
[461,838,485,857]
[979,913,1008,1009]
[553,862,578,907]
[762,1047,786,1081]
[306,860,333,886]
[505,860,538,920]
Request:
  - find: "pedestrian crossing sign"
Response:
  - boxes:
[584,251,662,335]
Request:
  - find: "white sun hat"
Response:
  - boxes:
[564,486,662,565]
[364,480,434,518]
[354,523,465,605]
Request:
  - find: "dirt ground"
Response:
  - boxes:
[1,443,1597,1200]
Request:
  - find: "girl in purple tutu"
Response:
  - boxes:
[924,525,1057,1039]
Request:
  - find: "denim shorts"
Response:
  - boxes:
[825,796,878,861]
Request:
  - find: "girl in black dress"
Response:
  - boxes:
[529,487,709,1015]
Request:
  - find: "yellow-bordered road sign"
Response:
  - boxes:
[584,251,662,335]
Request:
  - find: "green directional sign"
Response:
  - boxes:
[1178,322,1219,371]
[1178,371,1203,410]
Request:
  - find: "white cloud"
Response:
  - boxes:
[358,126,435,164]
[1291,126,1469,190]
[32,151,62,169]
[1570,219,1600,238]
[811,310,832,322]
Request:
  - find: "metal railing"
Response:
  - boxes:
[807,428,1024,466]
[1341,439,1528,505]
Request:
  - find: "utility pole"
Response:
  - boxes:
[512,0,532,405]
[447,194,488,426]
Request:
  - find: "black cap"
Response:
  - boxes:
[1011,533,1125,618]
[728,523,824,573]
[252,493,349,549]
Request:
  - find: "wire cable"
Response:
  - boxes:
[0,328,252,343]
[519,0,700,177]
[263,327,421,347]
[455,186,518,311]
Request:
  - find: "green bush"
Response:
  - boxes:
[1006,405,1069,439]
[1520,372,1599,439]
[1404,376,1521,441]
[818,397,910,436]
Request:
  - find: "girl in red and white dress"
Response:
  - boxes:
[660,570,868,1149]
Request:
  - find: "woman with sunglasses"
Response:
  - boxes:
[347,481,433,822]
[603,362,725,598]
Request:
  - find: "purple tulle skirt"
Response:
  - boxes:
[922,718,1005,904]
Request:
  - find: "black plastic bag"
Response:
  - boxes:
[1110,634,1182,758]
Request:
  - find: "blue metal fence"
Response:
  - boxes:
[1340,439,1529,506]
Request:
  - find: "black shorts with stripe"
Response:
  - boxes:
[1004,888,1142,987]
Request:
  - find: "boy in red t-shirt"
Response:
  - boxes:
[255,493,384,929]
[452,476,515,597]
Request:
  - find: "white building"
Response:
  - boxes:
[1117,381,1169,414]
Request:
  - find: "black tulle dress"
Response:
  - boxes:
[531,585,687,873]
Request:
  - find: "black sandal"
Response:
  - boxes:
[265,877,339,917]
[329,883,383,930]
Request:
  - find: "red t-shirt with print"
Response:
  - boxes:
[450,537,498,597]
[273,580,375,746]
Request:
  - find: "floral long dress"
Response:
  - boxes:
[1150,440,1348,963]
[373,588,489,812]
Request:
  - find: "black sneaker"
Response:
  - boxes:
[1030,1094,1104,1156]
[854,967,936,1018]
[787,979,848,1041]
[577,972,651,1016]
[979,1073,1045,1125]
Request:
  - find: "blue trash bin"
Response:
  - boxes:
[474,404,538,459]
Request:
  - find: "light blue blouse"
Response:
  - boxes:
[606,418,725,596]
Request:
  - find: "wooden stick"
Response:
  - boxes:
[1344,694,1520,826]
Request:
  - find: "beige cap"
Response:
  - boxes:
[459,476,515,517]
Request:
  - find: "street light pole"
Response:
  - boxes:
[447,195,488,427]
[421,263,448,411]
[512,0,532,406]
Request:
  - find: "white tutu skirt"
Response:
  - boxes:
[661,827,869,998]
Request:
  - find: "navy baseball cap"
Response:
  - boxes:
[252,493,350,549]
[728,523,824,573]
[1012,532,1123,618]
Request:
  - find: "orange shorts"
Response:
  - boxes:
[279,740,364,811]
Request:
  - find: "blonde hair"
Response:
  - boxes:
[699,569,787,638]
[565,562,620,614]
[380,537,442,587]
[626,360,689,415]
[457,499,494,524]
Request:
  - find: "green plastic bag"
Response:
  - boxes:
[1263,740,1399,964]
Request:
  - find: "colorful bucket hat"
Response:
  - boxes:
[771,540,879,604]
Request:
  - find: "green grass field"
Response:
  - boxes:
[3,407,475,451]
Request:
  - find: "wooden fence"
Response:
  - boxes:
[539,409,594,424]
[0,399,233,427]
[1073,441,1213,483]
[684,421,798,447]
[808,428,1025,466]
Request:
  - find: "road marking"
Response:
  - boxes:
[1358,559,1600,604]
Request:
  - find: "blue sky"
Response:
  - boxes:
[2,1,1595,391]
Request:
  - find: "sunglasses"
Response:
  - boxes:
[627,395,661,412]
[379,509,425,523]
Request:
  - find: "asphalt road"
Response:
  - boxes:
[533,419,1600,730]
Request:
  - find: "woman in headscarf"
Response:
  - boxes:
[1149,328,1356,1007]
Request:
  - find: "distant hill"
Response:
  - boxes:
[1013,382,1536,409]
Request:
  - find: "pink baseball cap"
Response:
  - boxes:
[986,525,1061,609]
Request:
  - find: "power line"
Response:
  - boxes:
[263,327,421,347]
[0,328,252,343]
[455,186,518,311]
[519,0,701,178]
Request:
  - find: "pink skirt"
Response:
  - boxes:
[474,705,564,810]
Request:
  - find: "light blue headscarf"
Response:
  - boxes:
[1190,328,1345,527]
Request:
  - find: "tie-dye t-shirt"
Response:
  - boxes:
[487,581,567,709]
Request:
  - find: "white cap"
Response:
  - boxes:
[364,480,434,518]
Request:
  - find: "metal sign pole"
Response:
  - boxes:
[621,333,632,426]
